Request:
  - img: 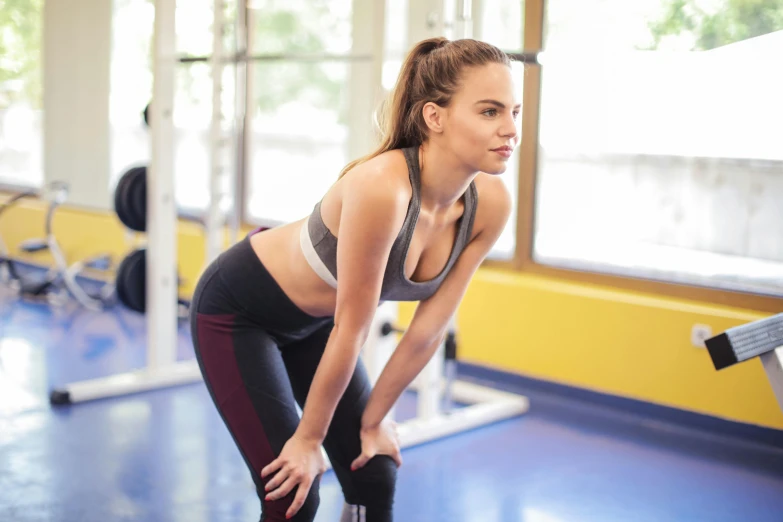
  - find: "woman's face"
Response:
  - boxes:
[438,62,521,175]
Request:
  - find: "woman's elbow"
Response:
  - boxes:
[331,317,372,354]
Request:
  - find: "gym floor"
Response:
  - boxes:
[2,287,783,522]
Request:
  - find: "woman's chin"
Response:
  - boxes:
[480,160,509,175]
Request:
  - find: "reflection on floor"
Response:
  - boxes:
[1,288,783,522]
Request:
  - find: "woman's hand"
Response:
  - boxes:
[261,433,327,519]
[350,419,403,471]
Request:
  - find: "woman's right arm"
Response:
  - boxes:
[293,163,410,444]
[260,159,408,517]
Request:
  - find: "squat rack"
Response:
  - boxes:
[48,0,387,406]
[49,0,212,403]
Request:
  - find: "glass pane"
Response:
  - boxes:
[110,0,236,213]
[176,0,213,56]
[536,0,783,294]
[110,0,154,190]
[479,0,524,50]
[381,0,409,90]
[171,63,216,211]
[176,0,238,57]
[250,0,353,55]
[546,0,783,52]
[490,59,524,259]
[246,61,349,223]
[0,0,43,187]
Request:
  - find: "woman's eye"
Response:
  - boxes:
[513,111,520,119]
[483,109,498,117]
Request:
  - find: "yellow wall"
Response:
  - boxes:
[400,271,783,430]
[0,195,249,295]
[3,196,782,431]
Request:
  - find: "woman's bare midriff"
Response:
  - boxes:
[249,220,339,318]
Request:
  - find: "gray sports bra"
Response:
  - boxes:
[299,146,478,302]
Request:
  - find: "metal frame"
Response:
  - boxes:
[180,53,374,63]
[355,302,528,456]
[204,0,227,265]
[705,317,783,416]
[49,0,201,405]
[761,350,783,414]
[0,189,39,283]
[1,182,113,311]
[47,0,388,405]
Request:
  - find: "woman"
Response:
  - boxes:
[190,36,520,522]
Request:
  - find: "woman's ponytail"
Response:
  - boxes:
[338,37,509,178]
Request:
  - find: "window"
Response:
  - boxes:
[535,0,783,295]
[245,0,370,225]
[109,0,153,195]
[110,0,236,212]
[0,0,44,188]
[381,0,408,91]
[471,0,525,259]
[246,60,350,223]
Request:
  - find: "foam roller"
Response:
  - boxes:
[705,313,783,370]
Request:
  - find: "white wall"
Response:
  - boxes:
[44,0,112,210]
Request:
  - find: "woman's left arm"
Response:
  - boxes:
[360,178,512,431]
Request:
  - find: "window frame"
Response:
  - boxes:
[508,0,783,313]
[238,0,383,230]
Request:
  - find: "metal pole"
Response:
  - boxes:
[179,52,374,63]
[47,0,205,406]
[206,0,226,264]
[148,0,178,370]
[230,0,249,245]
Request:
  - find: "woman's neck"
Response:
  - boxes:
[417,141,476,212]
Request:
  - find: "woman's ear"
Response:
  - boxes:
[422,102,445,134]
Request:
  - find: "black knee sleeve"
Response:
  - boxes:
[344,455,397,520]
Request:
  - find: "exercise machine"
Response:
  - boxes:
[0,188,38,284]
[49,0,230,405]
[1,182,114,311]
[706,314,783,415]
[111,164,208,319]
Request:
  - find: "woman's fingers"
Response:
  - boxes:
[261,458,284,479]
[286,476,314,519]
[265,472,300,501]
[350,450,374,471]
[264,465,289,492]
[391,449,403,468]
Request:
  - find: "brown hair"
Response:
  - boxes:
[338,37,511,178]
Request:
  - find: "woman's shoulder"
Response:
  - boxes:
[469,173,512,242]
[340,149,413,203]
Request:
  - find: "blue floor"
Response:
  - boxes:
[2,287,783,522]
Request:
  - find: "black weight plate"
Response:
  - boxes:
[125,249,146,313]
[113,167,136,230]
[114,250,133,311]
[116,248,146,313]
[123,167,146,232]
[128,166,147,233]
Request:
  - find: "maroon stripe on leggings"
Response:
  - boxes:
[196,313,294,521]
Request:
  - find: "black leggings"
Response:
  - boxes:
[189,233,396,522]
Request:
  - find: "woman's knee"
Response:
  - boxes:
[347,455,397,508]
